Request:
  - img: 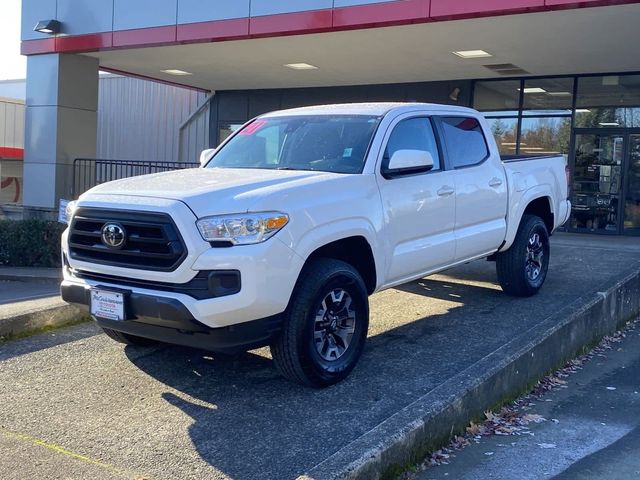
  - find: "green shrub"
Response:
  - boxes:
[0,220,66,268]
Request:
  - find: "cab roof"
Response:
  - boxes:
[261,102,478,118]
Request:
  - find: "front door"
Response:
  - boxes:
[570,129,640,235]
[376,115,456,284]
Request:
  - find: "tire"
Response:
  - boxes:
[496,214,550,297]
[270,258,369,388]
[101,327,159,346]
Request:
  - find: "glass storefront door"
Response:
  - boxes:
[570,130,640,235]
[624,135,640,234]
[571,132,624,233]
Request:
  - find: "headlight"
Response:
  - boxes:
[65,200,77,225]
[196,212,289,245]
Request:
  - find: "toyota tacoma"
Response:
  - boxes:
[61,103,571,387]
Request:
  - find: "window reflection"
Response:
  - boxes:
[575,108,640,128]
[218,123,244,145]
[487,118,518,154]
[520,117,571,155]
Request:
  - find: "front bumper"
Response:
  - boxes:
[63,234,304,329]
[61,282,283,353]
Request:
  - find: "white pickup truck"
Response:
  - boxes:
[61,103,570,387]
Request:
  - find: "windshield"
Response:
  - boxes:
[206,115,381,174]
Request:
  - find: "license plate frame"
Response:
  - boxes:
[90,288,127,321]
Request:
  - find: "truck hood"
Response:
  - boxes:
[83,167,342,217]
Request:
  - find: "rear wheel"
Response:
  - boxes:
[101,327,159,346]
[496,214,550,297]
[270,258,369,388]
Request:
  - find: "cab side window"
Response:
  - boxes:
[383,117,441,172]
[439,117,489,168]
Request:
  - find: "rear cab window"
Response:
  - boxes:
[439,117,489,168]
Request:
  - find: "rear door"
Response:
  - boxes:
[436,116,508,261]
[376,114,456,284]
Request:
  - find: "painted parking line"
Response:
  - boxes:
[0,427,148,479]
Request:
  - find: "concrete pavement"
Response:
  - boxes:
[418,320,640,480]
[0,233,638,480]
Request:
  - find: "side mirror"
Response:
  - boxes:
[385,149,434,177]
[199,148,216,167]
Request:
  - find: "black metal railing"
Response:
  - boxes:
[72,158,199,198]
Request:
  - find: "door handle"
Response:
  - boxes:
[489,177,503,188]
[437,186,455,197]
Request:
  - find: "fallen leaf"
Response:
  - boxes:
[522,414,547,424]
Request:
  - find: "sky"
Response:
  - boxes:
[0,0,27,80]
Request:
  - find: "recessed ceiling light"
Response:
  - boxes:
[161,69,193,76]
[284,63,319,70]
[452,50,493,59]
[547,91,572,96]
[599,122,620,126]
[521,87,547,94]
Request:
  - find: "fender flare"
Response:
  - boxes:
[503,186,554,250]
[288,217,383,291]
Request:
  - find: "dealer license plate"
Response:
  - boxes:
[90,289,125,321]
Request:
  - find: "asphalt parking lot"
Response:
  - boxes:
[1,234,639,480]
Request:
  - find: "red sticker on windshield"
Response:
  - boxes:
[239,119,268,135]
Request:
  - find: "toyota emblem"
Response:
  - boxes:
[101,223,126,249]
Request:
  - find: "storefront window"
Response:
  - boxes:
[520,117,572,155]
[473,81,521,112]
[576,75,640,108]
[575,107,640,128]
[523,78,574,111]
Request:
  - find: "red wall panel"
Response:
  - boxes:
[177,18,249,43]
[430,0,545,19]
[56,33,113,53]
[333,0,430,28]
[113,26,177,48]
[249,9,333,36]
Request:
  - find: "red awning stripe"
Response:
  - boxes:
[19,0,640,57]
[0,147,24,159]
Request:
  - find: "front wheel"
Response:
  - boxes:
[270,258,369,388]
[496,214,550,297]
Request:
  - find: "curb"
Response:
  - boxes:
[300,264,640,480]
[0,302,88,340]
[0,272,61,284]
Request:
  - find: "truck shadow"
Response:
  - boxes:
[123,265,544,480]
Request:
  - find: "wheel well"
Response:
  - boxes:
[523,197,554,233]
[306,236,377,294]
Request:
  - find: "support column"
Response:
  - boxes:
[23,53,98,214]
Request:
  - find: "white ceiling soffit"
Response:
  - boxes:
[87,4,640,91]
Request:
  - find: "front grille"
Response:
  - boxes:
[68,208,187,271]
